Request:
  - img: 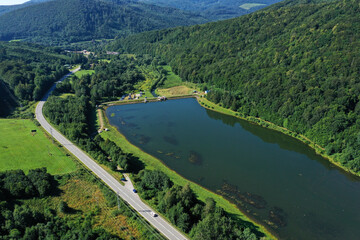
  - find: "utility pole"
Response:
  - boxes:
[117,192,121,210]
[50,127,54,144]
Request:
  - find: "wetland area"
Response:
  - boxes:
[106,98,360,240]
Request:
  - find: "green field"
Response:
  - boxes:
[239,3,266,10]
[0,119,77,174]
[74,69,95,78]
[159,65,183,88]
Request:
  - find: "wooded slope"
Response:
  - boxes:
[115,0,360,173]
[0,0,206,45]
[0,42,73,117]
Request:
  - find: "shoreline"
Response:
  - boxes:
[99,104,277,240]
[196,97,360,179]
[102,95,196,107]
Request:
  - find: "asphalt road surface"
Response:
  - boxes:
[35,67,189,240]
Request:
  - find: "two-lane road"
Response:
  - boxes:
[35,68,188,240]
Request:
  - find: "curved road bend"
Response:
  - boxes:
[35,68,189,240]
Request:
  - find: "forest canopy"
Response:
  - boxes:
[0,0,206,45]
[0,42,78,117]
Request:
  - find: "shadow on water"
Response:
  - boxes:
[268,207,287,228]
[205,108,360,181]
[220,181,267,209]
[218,181,288,233]
[138,135,151,145]
[126,122,138,128]
[163,135,178,146]
[188,150,203,165]
[205,109,320,160]
[124,115,135,120]
[167,121,176,127]
[303,212,342,239]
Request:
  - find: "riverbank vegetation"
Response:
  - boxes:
[134,169,258,239]
[113,0,360,176]
[100,107,274,239]
[43,54,272,239]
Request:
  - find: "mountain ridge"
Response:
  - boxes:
[0,0,206,45]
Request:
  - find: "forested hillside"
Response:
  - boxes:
[138,0,281,20]
[0,42,78,117]
[0,0,206,45]
[0,0,50,16]
[114,0,360,174]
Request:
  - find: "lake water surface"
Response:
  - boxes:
[106,98,360,239]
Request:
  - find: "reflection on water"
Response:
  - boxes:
[139,135,151,145]
[106,98,360,240]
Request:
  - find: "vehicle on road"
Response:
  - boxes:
[133,189,137,193]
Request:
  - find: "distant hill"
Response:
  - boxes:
[115,0,360,174]
[138,0,282,20]
[0,0,283,21]
[0,0,206,45]
[0,0,51,16]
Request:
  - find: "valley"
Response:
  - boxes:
[1,0,359,239]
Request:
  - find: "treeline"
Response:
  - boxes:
[0,0,206,45]
[55,54,163,103]
[0,168,119,239]
[115,0,360,174]
[44,56,150,173]
[88,55,146,102]
[135,170,258,240]
[44,95,139,173]
[0,168,53,200]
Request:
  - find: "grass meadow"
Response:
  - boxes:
[0,119,77,174]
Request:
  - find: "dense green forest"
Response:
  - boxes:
[113,0,360,174]
[44,55,161,172]
[134,170,258,239]
[0,168,119,239]
[43,55,262,239]
[0,0,206,45]
[139,0,281,20]
[0,42,80,117]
